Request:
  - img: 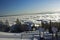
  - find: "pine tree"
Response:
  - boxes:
[15,18,21,25]
[0,20,3,24]
[5,20,9,26]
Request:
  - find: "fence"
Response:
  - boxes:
[19,31,60,40]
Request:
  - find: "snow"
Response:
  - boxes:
[0,30,60,40]
[0,31,40,40]
[0,38,31,40]
[0,13,60,40]
[0,13,60,26]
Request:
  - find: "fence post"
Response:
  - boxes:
[56,32,58,40]
[21,34,22,39]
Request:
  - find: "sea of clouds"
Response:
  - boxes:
[0,13,60,26]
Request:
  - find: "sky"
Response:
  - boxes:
[0,0,60,15]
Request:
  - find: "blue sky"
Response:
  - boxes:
[0,0,60,15]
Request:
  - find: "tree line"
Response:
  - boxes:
[0,19,60,33]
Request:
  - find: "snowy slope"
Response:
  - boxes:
[0,31,40,40]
